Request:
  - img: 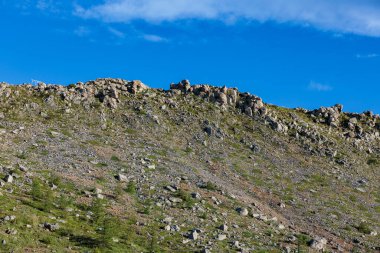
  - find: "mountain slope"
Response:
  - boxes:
[0,78,379,252]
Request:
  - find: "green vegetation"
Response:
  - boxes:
[355,222,372,234]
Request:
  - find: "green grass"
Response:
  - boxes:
[111,155,121,162]
[125,181,137,195]
[355,222,372,234]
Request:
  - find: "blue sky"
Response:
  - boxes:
[1,0,380,113]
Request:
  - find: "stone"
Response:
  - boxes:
[237,207,249,216]
[171,225,181,232]
[349,118,358,126]
[169,197,182,203]
[147,164,156,170]
[191,192,201,199]
[4,175,13,183]
[43,222,60,231]
[116,174,128,182]
[165,185,177,192]
[309,237,327,251]
[219,224,228,232]
[217,234,227,241]
[217,92,228,105]
[3,215,16,221]
[94,188,103,194]
[356,187,366,193]
[18,164,28,172]
[5,229,17,235]
[189,230,198,240]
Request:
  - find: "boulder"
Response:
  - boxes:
[309,237,327,251]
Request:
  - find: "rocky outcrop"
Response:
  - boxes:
[1,78,379,155]
[309,104,343,127]
[170,80,266,117]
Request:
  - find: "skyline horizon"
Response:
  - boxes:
[1,76,378,115]
[1,0,380,113]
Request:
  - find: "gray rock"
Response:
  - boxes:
[219,224,228,232]
[309,237,327,251]
[217,234,227,241]
[189,230,198,240]
[237,207,249,216]
[116,174,128,182]
[43,222,60,231]
[4,175,13,183]
[191,192,201,199]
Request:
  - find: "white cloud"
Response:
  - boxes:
[356,53,379,59]
[308,81,333,92]
[108,27,125,38]
[75,0,380,37]
[74,26,91,37]
[142,34,167,42]
[36,0,52,10]
[35,0,61,13]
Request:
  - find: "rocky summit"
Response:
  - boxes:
[0,78,379,252]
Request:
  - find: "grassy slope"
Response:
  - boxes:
[0,88,379,252]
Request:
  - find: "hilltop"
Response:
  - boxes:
[0,78,379,252]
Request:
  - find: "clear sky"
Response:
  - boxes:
[1,0,380,113]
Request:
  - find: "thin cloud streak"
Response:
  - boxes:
[75,0,380,37]
[74,26,91,37]
[108,27,125,38]
[356,53,379,59]
[142,34,167,42]
[308,82,333,92]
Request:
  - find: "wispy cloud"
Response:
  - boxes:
[142,34,167,42]
[308,81,333,92]
[36,0,53,11]
[74,0,380,37]
[108,27,125,38]
[74,26,91,37]
[356,53,379,59]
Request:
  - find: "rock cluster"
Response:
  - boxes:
[0,78,149,110]
[1,78,380,154]
[170,80,266,117]
[309,104,343,127]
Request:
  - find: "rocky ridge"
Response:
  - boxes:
[2,78,379,155]
[0,78,379,252]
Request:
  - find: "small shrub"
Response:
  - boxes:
[355,222,371,234]
[111,155,120,162]
[296,233,311,246]
[125,181,137,195]
[176,190,195,208]
[29,179,54,211]
[203,181,218,191]
[367,157,379,165]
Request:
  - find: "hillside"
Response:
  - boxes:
[0,78,379,253]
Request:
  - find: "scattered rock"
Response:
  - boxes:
[309,237,327,251]
[43,222,60,231]
[217,234,227,241]
[4,175,13,183]
[116,174,128,182]
[237,207,249,216]
[219,224,228,232]
[189,230,198,240]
